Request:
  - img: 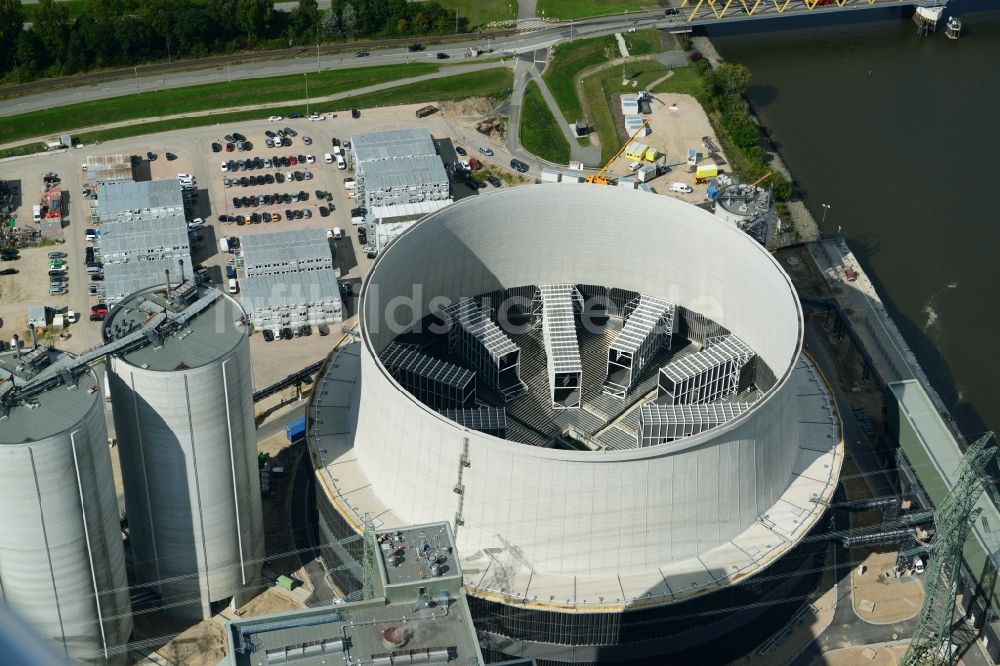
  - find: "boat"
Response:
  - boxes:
[946,16,962,39]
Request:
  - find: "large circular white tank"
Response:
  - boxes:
[0,350,132,664]
[103,286,263,620]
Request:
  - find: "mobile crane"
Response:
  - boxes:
[584,118,651,185]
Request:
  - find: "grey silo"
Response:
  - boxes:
[103,284,263,620]
[0,350,132,665]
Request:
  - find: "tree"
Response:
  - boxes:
[340,3,356,39]
[13,29,42,81]
[31,0,70,67]
[709,62,752,96]
[0,0,24,72]
[320,8,340,38]
[236,0,274,42]
[290,0,320,40]
[395,18,408,34]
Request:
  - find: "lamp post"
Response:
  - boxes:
[821,203,831,229]
[304,73,310,117]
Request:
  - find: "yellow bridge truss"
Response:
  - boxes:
[679,0,915,22]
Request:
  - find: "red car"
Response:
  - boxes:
[288,155,297,166]
[90,304,109,317]
[469,157,482,170]
[844,267,858,282]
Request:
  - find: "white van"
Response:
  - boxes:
[333,227,343,240]
[324,153,333,164]
[668,182,693,194]
[228,278,238,294]
[219,237,230,253]
[32,205,42,222]
[86,265,103,275]
[336,155,346,170]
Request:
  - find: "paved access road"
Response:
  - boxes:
[0,11,675,118]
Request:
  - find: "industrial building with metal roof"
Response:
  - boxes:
[84,153,134,183]
[237,229,343,331]
[96,178,185,217]
[351,127,437,163]
[307,186,843,663]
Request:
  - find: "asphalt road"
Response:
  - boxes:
[0,12,675,119]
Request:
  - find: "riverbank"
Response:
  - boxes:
[691,35,820,244]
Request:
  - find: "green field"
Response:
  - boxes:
[0,63,441,146]
[434,0,519,28]
[581,61,678,163]
[536,0,661,20]
[21,0,88,22]
[520,80,570,164]
[331,67,512,109]
[649,66,708,99]
[542,30,661,124]
[61,68,513,148]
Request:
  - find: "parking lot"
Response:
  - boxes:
[0,103,504,378]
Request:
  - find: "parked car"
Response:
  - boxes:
[268,115,283,122]
[48,251,67,259]
[303,136,313,145]
[455,146,467,156]
[351,108,360,119]
[479,146,494,157]
[165,152,177,161]
[510,158,529,173]
[263,329,275,342]
[211,142,222,152]
[408,44,424,52]
[355,51,369,57]
[436,52,449,59]
[318,324,330,336]
[0,268,17,276]
[487,175,502,187]
[146,151,157,161]
[90,304,109,317]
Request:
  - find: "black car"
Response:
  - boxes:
[48,269,66,277]
[355,51,369,57]
[510,158,529,173]
[293,171,303,182]
[289,113,303,119]
[233,197,242,208]
[318,324,330,336]
[436,52,449,59]
[358,228,368,244]
[276,129,286,138]
[284,127,297,137]
[0,268,17,276]
[665,7,680,15]
[351,108,360,119]
[300,325,312,337]
[281,327,293,340]
[299,191,309,201]
[286,209,294,220]
[90,274,104,282]
[279,156,289,168]
[263,212,272,223]
[249,175,258,186]
[319,206,330,217]
[262,329,275,342]
[262,194,272,205]
[240,177,249,187]
[255,157,264,169]
[50,274,67,283]
[264,174,274,184]
[487,175,502,187]
[211,142,222,152]
[251,213,261,224]
[232,132,246,142]
[275,173,285,184]
[241,196,250,207]
[408,44,424,52]
[455,146,467,156]
[282,137,292,147]
[295,209,304,220]
[351,207,366,217]
[464,180,479,191]
[265,130,277,138]
[331,137,341,147]
[146,151,157,160]
[165,152,177,160]
[283,193,292,204]
[224,134,235,143]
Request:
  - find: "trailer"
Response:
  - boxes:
[286,416,307,443]
[540,168,561,183]
[636,164,657,183]
[415,105,438,118]
[693,163,718,183]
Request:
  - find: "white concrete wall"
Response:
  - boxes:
[355,186,803,576]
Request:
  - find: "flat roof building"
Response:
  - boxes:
[84,153,134,184]
[94,178,191,306]
[220,522,484,666]
[351,127,437,163]
[238,229,342,331]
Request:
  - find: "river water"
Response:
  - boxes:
[708,2,1000,439]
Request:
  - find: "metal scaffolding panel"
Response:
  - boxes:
[638,401,754,447]
[443,298,526,401]
[438,407,507,438]
[536,284,584,410]
[380,342,475,409]
[657,334,755,405]
[604,295,676,399]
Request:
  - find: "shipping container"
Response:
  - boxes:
[286,416,307,443]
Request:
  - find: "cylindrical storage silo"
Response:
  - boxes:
[0,350,132,665]
[103,285,263,620]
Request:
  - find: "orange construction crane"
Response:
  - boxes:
[585,118,650,185]
[749,171,772,188]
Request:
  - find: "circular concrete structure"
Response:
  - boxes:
[313,186,842,662]
[103,285,263,620]
[0,350,132,665]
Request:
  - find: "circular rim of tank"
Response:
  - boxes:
[101,284,248,372]
[359,185,803,460]
[0,349,101,445]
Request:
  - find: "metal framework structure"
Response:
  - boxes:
[533,284,584,410]
[657,335,754,405]
[361,516,378,601]
[444,298,526,401]
[604,295,676,399]
[380,342,476,409]
[439,407,507,438]
[903,432,998,666]
[638,401,754,447]
[678,0,947,24]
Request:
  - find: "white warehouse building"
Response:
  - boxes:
[308,186,842,664]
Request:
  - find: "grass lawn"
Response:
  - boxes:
[433,0,518,28]
[66,68,514,147]
[520,80,570,164]
[21,0,87,22]
[0,63,440,146]
[542,30,661,124]
[649,66,708,99]
[537,0,661,20]
[331,67,513,109]
[581,60,676,163]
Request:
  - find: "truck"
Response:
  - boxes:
[286,416,307,443]
[637,164,657,183]
[415,105,438,118]
[693,163,718,183]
